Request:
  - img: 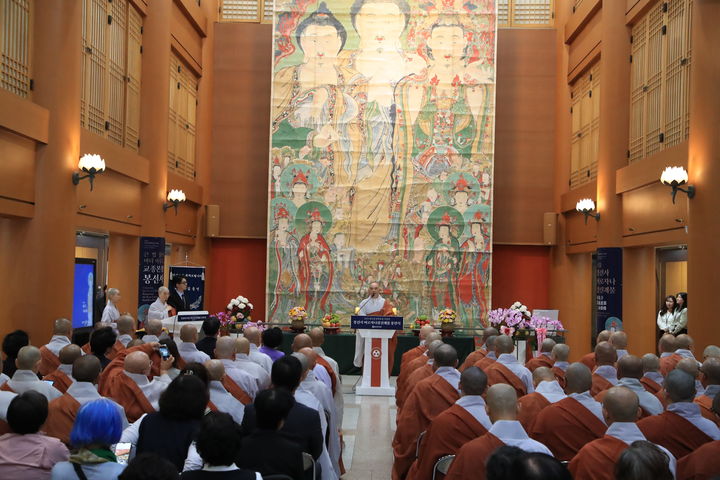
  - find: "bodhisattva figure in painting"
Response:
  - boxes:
[297,205,335,318]
[268,205,301,321]
[426,211,462,314]
[457,208,491,323]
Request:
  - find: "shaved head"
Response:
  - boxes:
[641,353,660,373]
[482,327,499,340]
[617,355,643,379]
[292,334,312,352]
[703,345,720,360]
[609,331,628,349]
[434,344,458,368]
[565,362,592,394]
[658,334,677,353]
[204,359,225,381]
[117,315,135,335]
[425,332,442,345]
[180,324,198,342]
[127,339,144,348]
[486,384,518,421]
[701,358,720,385]
[214,337,237,360]
[235,337,251,355]
[58,344,82,365]
[597,330,611,343]
[665,370,696,403]
[594,341,617,366]
[676,334,693,350]
[309,327,325,347]
[427,340,444,359]
[459,367,487,396]
[532,367,556,386]
[145,319,163,336]
[676,358,699,378]
[552,344,570,362]
[72,355,101,383]
[494,335,514,355]
[299,347,317,369]
[484,335,497,350]
[603,386,640,423]
[419,325,435,340]
[540,339,556,353]
[124,351,151,375]
[53,318,72,336]
[244,327,261,346]
[291,352,309,373]
[16,346,41,371]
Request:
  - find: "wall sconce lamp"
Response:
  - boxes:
[72,154,106,191]
[163,189,186,215]
[660,166,695,204]
[576,198,600,224]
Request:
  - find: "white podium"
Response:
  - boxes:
[356,329,396,396]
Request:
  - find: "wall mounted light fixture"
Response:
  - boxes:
[72,154,106,191]
[576,198,600,224]
[660,166,695,204]
[163,189,186,215]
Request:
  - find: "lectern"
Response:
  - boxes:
[351,315,403,396]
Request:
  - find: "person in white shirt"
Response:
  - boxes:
[353,281,393,368]
[675,291,688,334]
[214,337,258,399]
[100,288,122,325]
[235,337,270,390]
[177,324,211,364]
[243,327,272,373]
[116,315,136,347]
[147,286,172,321]
[5,346,62,400]
[141,319,164,344]
[615,355,664,415]
[204,360,246,425]
[657,295,680,334]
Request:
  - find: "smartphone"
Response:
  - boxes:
[158,345,170,360]
[114,442,132,465]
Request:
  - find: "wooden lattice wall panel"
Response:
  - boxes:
[0,0,32,98]
[219,0,260,22]
[511,0,553,26]
[168,54,198,181]
[570,62,600,190]
[125,6,142,151]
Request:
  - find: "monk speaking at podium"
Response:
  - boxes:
[353,282,398,373]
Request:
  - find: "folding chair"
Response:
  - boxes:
[302,451,316,480]
[432,454,455,480]
[415,430,427,459]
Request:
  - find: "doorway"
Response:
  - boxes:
[655,245,688,339]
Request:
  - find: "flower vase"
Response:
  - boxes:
[441,322,455,337]
[290,318,306,333]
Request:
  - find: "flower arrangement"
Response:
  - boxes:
[487,307,529,337]
[411,315,431,330]
[243,320,267,332]
[322,314,340,328]
[527,315,565,350]
[214,311,238,335]
[227,295,253,321]
[438,309,457,324]
[289,306,307,320]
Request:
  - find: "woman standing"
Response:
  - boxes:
[675,292,688,335]
[657,295,680,335]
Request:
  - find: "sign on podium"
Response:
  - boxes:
[351,315,403,396]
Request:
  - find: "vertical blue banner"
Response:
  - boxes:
[169,266,205,311]
[596,247,623,333]
[138,237,165,321]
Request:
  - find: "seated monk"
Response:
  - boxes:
[569,386,676,479]
[309,327,344,427]
[38,318,72,376]
[675,334,699,361]
[677,394,720,479]
[638,369,720,459]
[400,325,434,371]
[177,324,210,365]
[485,335,533,397]
[551,343,570,389]
[445,384,553,480]
[596,355,663,416]
[530,363,607,461]
[640,353,664,394]
[104,349,173,422]
[659,334,682,376]
[215,337,257,403]
[1,345,62,401]
[525,339,556,372]
[235,337,271,391]
[609,331,629,360]
[703,345,720,361]
[116,314,136,348]
[140,318,164,343]
[395,332,442,408]
[677,357,706,397]
[518,367,566,432]
[292,334,335,395]
[474,335,498,371]
[392,344,461,480]
[43,344,82,394]
[204,359,246,425]
[98,342,162,394]
[580,330,611,371]
[44,355,128,444]
[406,367,491,480]
[397,339,444,411]
[459,327,498,372]
[696,358,720,426]
[590,342,618,396]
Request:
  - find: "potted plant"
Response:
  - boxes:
[438,309,457,337]
[289,306,308,333]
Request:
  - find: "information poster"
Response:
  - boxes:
[137,237,165,323]
[596,247,623,334]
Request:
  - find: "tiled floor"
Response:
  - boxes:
[340,375,397,479]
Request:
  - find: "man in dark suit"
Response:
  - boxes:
[237,388,305,479]
[167,275,189,313]
[195,317,220,359]
[241,355,323,471]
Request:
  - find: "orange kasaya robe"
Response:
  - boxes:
[589,373,614,397]
[525,354,554,372]
[43,368,73,394]
[485,362,527,398]
[443,432,505,480]
[397,363,433,412]
[568,435,629,480]
[660,353,682,376]
[405,403,488,480]
[104,372,156,423]
[107,340,126,361]
[695,395,720,428]
[475,355,496,372]
[530,396,607,461]
[594,389,652,419]
[396,354,429,408]
[518,393,551,432]
[316,355,338,396]
[655,389,669,409]
[221,375,253,405]
[640,376,663,394]
[367,301,398,373]
[580,352,596,371]
[45,394,82,445]
[98,343,160,395]
[81,343,91,355]
[400,345,426,371]
[638,410,714,459]
[391,375,460,480]
[677,439,720,480]
[552,366,567,389]
[459,349,486,372]
[38,346,61,377]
